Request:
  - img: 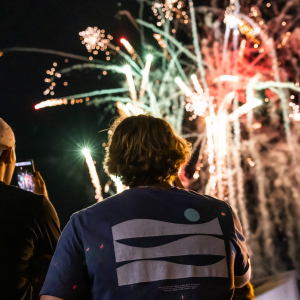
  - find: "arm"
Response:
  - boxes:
[234,258,251,288]
[32,197,60,298]
[229,206,251,288]
[39,214,90,299]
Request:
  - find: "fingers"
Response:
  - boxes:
[33,171,48,198]
[35,171,44,183]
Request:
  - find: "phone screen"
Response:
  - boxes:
[15,161,35,192]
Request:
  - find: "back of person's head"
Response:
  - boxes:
[0,118,16,184]
[104,115,191,187]
[0,118,15,160]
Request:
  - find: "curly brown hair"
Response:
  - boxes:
[103,115,191,187]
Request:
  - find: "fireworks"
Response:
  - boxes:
[79,27,112,52]
[151,0,187,26]
[82,148,103,201]
[123,65,137,104]
[191,74,203,95]
[224,10,240,29]
[239,39,246,62]
[176,76,208,117]
[35,99,68,110]
[139,54,153,99]
[218,75,239,83]
[110,175,127,194]
[228,98,262,121]
[120,38,137,61]
[126,103,144,115]
[224,8,260,45]
[205,116,217,196]
[185,94,208,117]
[175,77,192,96]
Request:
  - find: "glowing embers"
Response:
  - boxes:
[278,32,291,48]
[252,122,262,129]
[151,0,187,26]
[153,34,167,49]
[228,98,262,121]
[247,158,255,167]
[35,99,68,110]
[289,102,300,121]
[44,62,62,96]
[82,148,103,201]
[175,76,208,117]
[79,27,112,52]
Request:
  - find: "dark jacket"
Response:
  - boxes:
[0,182,60,300]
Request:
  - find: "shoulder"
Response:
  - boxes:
[202,194,231,208]
[73,192,128,222]
[0,184,45,217]
[181,189,231,209]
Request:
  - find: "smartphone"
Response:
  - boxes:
[15,160,35,192]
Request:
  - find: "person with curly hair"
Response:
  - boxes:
[41,115,251,300]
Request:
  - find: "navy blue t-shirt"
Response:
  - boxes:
[41,187,249,300]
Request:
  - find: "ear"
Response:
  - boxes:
[2,148,12,164]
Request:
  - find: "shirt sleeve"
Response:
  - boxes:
[229,206,250,276]
[40,213,91,299]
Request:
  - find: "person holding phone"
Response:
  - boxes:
[0,118,60,300]
[41,115,250,300]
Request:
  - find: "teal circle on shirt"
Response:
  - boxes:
[184,208,200,222]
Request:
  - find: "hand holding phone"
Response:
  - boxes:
[33,171,49,199]
[15,160,49,199]
[15,160,35,192]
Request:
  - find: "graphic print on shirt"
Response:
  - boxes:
[112,218,228,286]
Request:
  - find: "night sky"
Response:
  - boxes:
[0,0,141,227]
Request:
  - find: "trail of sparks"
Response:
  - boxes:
[126,103,144,115]
[110,175,127,194]
[82,149,103,201]
[175,77,192,96]
[191,74,203,95]
[228,99,262,121]
[120,38,137,61]
[35,99,68,110]
[216,113,228,200]
[205,116,217,196]
[217,75,239,83]
[124,65,137,104]
[139,54,153,99]
[239,39,246,63]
